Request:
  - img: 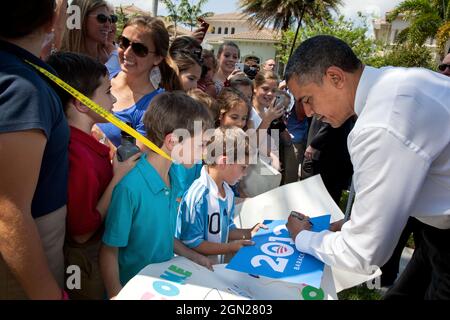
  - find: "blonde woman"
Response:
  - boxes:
[61,0,114,63]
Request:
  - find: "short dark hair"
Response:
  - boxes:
[0,0,55,38]
[143,91,213,148]
[169,36,203,60]
[46,52,108,111]
[285,35,362,85]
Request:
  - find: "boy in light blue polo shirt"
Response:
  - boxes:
[100,92,213,298]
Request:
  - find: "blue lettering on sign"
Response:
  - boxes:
[152,280,180,297]
[151,264,193,298]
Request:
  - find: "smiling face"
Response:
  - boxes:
[287,73,354,128]
[180,63,202,91]
[220,101,249,129]
[85,6,111,45]
[253,79,278,108]
[218,45,239,75]
[118,25,163,76]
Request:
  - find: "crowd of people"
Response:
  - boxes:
[0,0,449,300]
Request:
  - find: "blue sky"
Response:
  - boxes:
[109,0,403,20]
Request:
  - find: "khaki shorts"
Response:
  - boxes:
[0,206,66,299]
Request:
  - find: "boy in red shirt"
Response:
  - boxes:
[47,52,140,299]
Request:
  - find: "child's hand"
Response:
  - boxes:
[250,223,268,237]
[192,254,214,271]
[264,102,285,122]
[112,152,141,180]
[228,239,255,253]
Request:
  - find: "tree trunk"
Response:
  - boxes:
[152,0,158,17]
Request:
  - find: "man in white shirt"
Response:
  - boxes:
[285,35,450,299]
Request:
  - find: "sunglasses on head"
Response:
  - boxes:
[119,36,155,58]
[438,63,450,71]
[93,13,118,24]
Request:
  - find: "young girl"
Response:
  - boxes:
[251,71,286,170]
[217,87,251,130]
[171,51,203,92]
[213,41,240,96]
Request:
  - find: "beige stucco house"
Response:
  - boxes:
[203,13,281,67]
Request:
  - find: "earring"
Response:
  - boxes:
[149,66,162,89]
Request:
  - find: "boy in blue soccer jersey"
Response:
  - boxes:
[177,127,266,263]
[99,92,214,299]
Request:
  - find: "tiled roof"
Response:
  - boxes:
[204,12,247,22]
[224,29,280,42]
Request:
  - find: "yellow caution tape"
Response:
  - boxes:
[26,60,172,161]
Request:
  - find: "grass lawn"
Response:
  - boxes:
[338,284,383,300]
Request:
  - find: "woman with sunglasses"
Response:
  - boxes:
[96,15,181,147]
[61,0,113,64]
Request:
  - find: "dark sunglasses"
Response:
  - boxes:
[94,13,118,24]
[438,63,450,71]
[119,36,155,58]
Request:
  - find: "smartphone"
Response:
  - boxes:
[273,95,284,109]
[235,63,245,72]
[197,18,210,42]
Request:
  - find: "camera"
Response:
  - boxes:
[244,64,258,80]
[235,63,245,72]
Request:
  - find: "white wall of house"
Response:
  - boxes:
[208,23,247,36]
[373,14,448,61]
[208,41,277,64]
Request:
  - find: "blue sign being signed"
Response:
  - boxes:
[226,215,331,289]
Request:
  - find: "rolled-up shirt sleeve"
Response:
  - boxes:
[295,126,430,274]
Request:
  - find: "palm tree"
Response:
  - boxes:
[239,0,342,32]
[162,0,190,38]
[388,0,450,52]
[179,0,213,31]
